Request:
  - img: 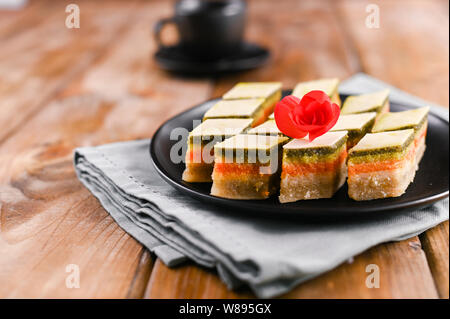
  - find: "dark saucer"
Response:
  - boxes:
[154,42,270,75]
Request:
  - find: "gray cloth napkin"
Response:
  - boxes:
[74,73,449,298]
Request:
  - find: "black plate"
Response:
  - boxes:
[154,42,269,75]
[150,92,449,219]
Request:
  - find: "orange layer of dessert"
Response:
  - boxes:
[349,145,414,175]
[281,149,347,177]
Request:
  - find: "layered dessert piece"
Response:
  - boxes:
[279,131,348,203]
[223,81,282,102]
[211,134,288,199]
[222,81,282,122]
[347,129,416,201]
[341,89,390,118]
[292,78,341,106]
[203,99,274,127]
[247,120,285,136]
[371,106,429,167]
[182,118,253,182]
[330,112,376,149]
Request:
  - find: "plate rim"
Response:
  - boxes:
[149,93,449,217]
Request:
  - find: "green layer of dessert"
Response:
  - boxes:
[349,143,414,164]
[349,129,414,163]
[371,107,429,133]
[283,131,348,159]
[341,89,389,114]
[283,143,346,164]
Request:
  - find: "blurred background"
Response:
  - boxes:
[0,0,448,147]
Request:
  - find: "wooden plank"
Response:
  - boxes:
[145,0,444,299]
[0,162,146,298]
[0,0,141,144]
[145,238,438,299]
[281,237,438,298]
[126,249,154,298]
[0,0,212,298]
[420,221,449,298]
[0,103,149,298]
[0,0,39,35]
[145,259,253,299]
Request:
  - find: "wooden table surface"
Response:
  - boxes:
[0,0,448,299]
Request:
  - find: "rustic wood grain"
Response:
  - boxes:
[281,237,438,298]
[126,249,154,299]
[145,237,438,299]
[0,0,47,39]
[0,0,141,144]
[0,0,212,298]
[0,101,148,298]
[145,259,254,299]
[420,221,449,298]
[336,0,449,107]
[337,0,449,298]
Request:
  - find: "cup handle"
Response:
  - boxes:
[154,17,176,49]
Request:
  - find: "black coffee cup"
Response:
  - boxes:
[154,0,246,60]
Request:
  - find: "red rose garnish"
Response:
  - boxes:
[274,90,340,141]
